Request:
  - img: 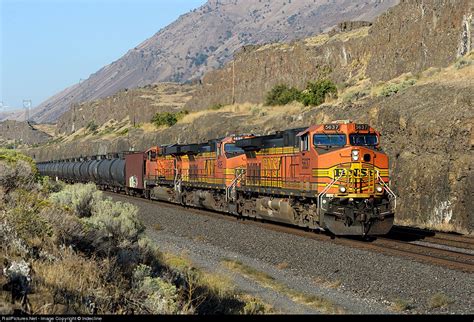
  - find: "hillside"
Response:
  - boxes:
[186,0,474,108]
[9,0,398,123]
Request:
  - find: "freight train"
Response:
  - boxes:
[36,121,396,236]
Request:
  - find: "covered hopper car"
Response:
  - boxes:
[37,121,396,236]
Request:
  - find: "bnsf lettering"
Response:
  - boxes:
[334,168,375,178]
[262,157,282,178]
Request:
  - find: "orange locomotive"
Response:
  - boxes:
[141,121,395,236]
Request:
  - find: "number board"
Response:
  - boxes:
[355,124,369,131]
[323,124,340,131]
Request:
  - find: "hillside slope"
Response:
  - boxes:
[187,0,473,109]
[13,0,398,123]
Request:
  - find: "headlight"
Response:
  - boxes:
[376,185,384,193]
[339,186,347,193]
[352,150,359,161]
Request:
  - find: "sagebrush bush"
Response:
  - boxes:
[85,198,145,244]
[49,183,102,218]
[40,176,65,194]
[140,276,180,314]
[0,159,36,193]
[379,79,416,97]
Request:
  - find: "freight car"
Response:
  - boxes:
[37,121,396,236]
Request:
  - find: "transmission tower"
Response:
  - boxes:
[23,99,32,123]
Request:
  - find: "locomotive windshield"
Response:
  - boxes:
[224,143,245,157]
[350,134,378,146]
[313,134,346,147]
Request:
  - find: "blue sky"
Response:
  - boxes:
[0,0,206,111]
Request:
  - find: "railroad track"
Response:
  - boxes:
[106,192,474,274]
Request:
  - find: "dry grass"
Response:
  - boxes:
[429,292,453,309]
[275,262,289,270]
[222,259,343,313]
[193,235,207,242]
[162,251,193,271]
[395,218,469,235]
[34,249,101,292]
[199,272,236,298]
[32,124,57,137]
[391,298,412,312]
[312,276,342,290]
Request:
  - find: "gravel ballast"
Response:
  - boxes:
[107,193,473,314]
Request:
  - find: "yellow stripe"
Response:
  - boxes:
[256,146,299,155]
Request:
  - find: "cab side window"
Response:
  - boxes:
[300,135,309,151]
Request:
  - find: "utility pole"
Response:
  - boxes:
[232,60,236,105]
[23,99,32,123]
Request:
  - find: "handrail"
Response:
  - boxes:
[226,168,246,201]
[377,171,397,210]
[317,172,344,214]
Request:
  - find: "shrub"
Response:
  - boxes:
[86,121,98,132]
[5,189,53,241]
[152,111,189,128]
[429,292,453,309]
[342,90,369,103]
[85,197,145,244]
[117,128,129,136]
[209,103,224,110]
[242,298,267,314]
[140,276,180,314]
[265,84,301,106]
[0,150,37,193]
[49,183,102,218]
[454,58,472,69]
[379,79,416,97]
[40,176,65,194]
[299,79,338,106]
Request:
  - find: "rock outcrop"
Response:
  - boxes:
[186,0,473,110]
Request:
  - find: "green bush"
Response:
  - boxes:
[299,79,338,106]
[342,89,369,103]
[265,80,337,107]
[265,84,301,106]
[209,103,224,110]
[152,110,189,128]
[86,121,98,132]
[379,79,416,97]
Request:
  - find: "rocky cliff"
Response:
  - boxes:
[55,83,196,135]
[186,0,473,110]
